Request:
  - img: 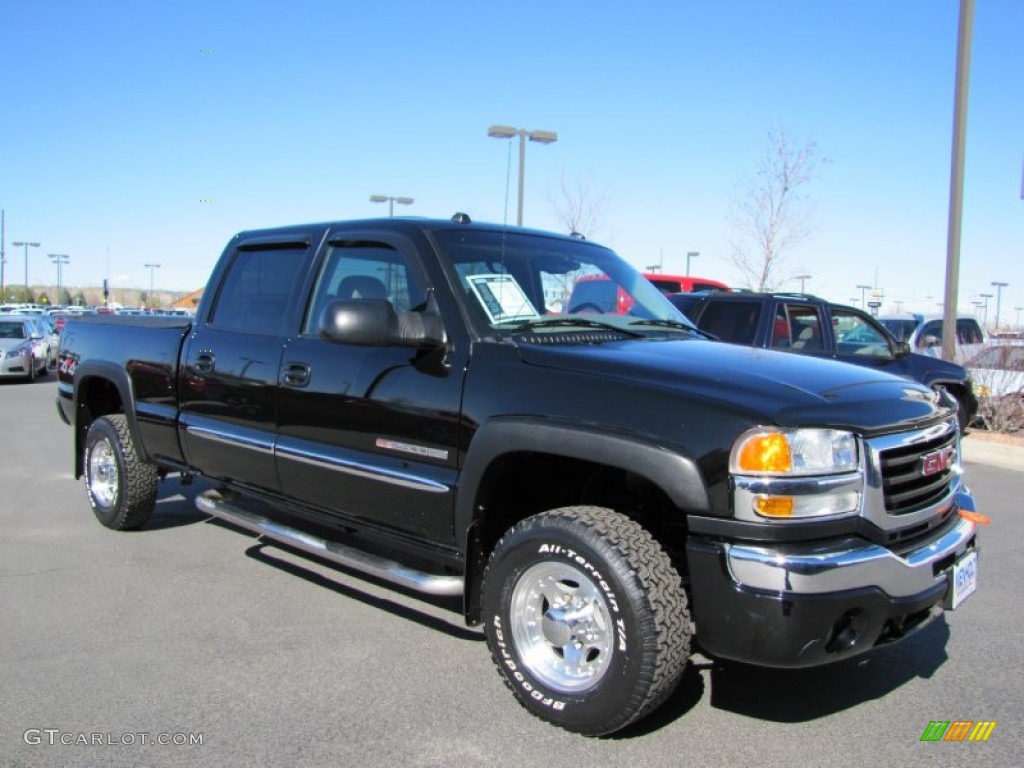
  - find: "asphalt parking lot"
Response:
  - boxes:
[2,377,1022,767]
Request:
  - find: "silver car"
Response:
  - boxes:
[0,318,48,381]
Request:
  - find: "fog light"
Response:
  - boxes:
[754,495,794,517]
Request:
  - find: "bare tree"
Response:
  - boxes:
[547,169,613,241]
[729,126,825,291]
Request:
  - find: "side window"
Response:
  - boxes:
[210,244,311,334]
[699,301,761,344]
[784,304,825,353]
[956,319,984,345]
[304,242,425,334]
[832,308,893,359]
[918,320,943,348]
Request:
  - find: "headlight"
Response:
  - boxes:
[5,344,31,359]
[730,428,862,520]
[731,428,859,476]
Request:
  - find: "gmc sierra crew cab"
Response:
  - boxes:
[57,215,980,736]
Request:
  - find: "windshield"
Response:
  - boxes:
[432,229,696,337]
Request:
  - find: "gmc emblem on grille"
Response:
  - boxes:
[920,446,955,477]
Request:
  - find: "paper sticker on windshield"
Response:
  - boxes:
[466,274,540,324]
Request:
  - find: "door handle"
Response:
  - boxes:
[282,363,311,387]
[195,353,215,373]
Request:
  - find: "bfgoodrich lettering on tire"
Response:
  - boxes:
[84,414,158,530]
[482,506,691,735]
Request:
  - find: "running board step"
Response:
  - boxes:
[196,489,463,597]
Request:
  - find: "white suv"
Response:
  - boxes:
[878,313,986,362]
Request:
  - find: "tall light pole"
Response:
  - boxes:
[370,195,414,217]
[795,274,812,293]
[0,210,6,298]
[857,284,871,310]
[941,0,975,362]
[991,280,1008,329]
[144,263,161,304]
[487,124,558,226]
[48,254,70,306]
[978,292,993,327]
[686,251,699,276]
[12,240,40,298]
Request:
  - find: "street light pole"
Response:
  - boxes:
[991,281,1008,329]
[795,274,812,293]
[686,251,699,276]
[978,292,993,327]
[144,263,161,304]
[487,125,558,226]
[12,240,40,299]
[48,254,70,306]
[370,195,414,217]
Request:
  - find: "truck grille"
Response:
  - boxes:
[879,429,958,515]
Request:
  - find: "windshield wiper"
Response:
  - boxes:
[504,317,645,338]
[628,318,716,339]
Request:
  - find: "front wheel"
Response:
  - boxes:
[937,385,969,434]
[84,414,159,530]
[482,506,691,736]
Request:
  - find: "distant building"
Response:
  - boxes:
[172,288,203,311]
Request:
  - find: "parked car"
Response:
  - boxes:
[567,272,729,314]
[877,313,987,363]
[964,344,1024,432]
[26,316,59,368]
[0,317,47,381]
[671,291,978,432]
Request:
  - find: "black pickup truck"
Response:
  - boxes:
[670,291,978,433]
[57,215,980,736]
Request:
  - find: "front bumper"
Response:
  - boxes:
[686,496,979,668]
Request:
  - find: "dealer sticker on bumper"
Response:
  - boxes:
[949,550,978,610]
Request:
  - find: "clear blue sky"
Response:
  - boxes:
[2,0,1021,323]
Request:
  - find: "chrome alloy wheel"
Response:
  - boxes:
[509,562,614,692]
[88,438,119,508]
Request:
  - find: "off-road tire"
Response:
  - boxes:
[481,506,691,736]
[84,414,158,530]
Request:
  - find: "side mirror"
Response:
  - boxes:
[318,299,444,350]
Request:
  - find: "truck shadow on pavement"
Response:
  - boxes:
[141,481,480,640]
[621,619,950,737]
[143,481,217,530]
[240,540,482,642]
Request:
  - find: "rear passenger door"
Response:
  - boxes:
[770,301,828,356]
[179,232,319,492]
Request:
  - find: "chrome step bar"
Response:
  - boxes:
[196,489,463,597]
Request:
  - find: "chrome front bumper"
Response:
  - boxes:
[725,514,977,598]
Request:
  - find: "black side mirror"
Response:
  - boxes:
[319,299,444,350]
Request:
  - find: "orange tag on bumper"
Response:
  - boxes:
[959,510,991,526]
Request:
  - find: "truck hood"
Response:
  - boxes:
[517,337,946,432]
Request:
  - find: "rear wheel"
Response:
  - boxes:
[84,415,158,530]
[482,506,691,736]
